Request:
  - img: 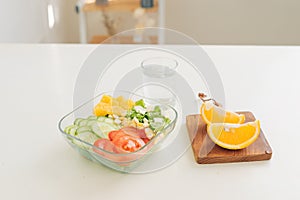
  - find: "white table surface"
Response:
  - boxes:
[0,44,299,200]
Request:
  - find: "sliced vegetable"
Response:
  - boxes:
[73,131,99,149]
[64,125,77,134]
[135,99,146,108]
[78,119,88,126]
[97,116,107,122]
[88,116,97,120]
[92,122,119,139]
[112,135,145,153]
[126,103,170,133]
[122,127,148,141]
[65,95,172,155]
[153,105,161,114]
[108,130,126,141]
[104,117,114,124]
[94,138,115,153]
[69,127,77,136]
[65,115,120,149]
[77,126,91,134]
[74,118,84,126]
[86,120,97,126]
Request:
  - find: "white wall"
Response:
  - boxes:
[0,0,47,42]
[165,0,300,45]
[0,0,79,43]
[45,0,79,43]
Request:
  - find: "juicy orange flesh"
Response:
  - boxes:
[211,124,257,145]
[203,104,244,124]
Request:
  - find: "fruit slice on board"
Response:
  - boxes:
[207,120,260,150]
[200,101,245,124]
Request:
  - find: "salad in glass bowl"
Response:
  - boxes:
[58,91,177,172]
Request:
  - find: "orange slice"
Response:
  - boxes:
[207,120,260,150]
[200,101,245,124]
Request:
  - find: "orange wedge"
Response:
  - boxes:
[207,120,260,150]
[200,101,245,124]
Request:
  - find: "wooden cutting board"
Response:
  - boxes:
[186,112,272,164]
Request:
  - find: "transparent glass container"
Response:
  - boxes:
[58,90,177,173]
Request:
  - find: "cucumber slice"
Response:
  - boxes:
[77,126,91,134]
[104,118,114,124]
[88,116,97,120]
[79,119,88,126]
[64,125,77,134]
[74,118,84,126]
[86,120,97,126]
[91,123,105,138]
[69,127,77,136]
[73,131,99,149]
[91,122,118,139]
[97,116,107,122]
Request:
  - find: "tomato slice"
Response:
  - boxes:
[108,130,126,141]
[141,137,150,144]
[112,135,145,153]
[93,133,150,163]
[93,138,125,162]
[122,127,149,143]
[121,127,140,137]
[93,138,115,153]
[104,127,149,154]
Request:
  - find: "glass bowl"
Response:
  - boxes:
[58,90,177,173]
